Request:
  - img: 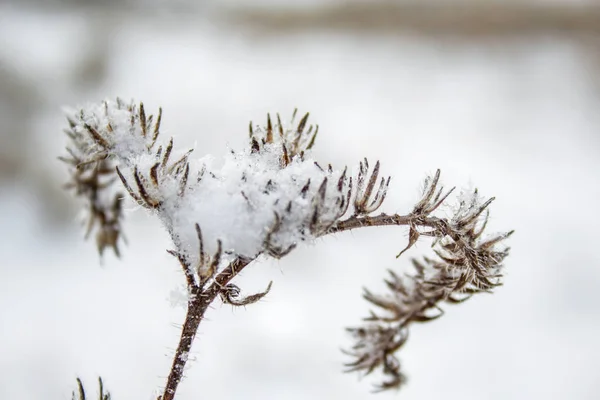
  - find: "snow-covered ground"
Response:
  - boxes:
[1,4,599,400]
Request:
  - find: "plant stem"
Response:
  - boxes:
[160,213,442,399]
[160,257,252,400]
[325,213,441,235]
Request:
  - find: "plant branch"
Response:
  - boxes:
[324,213,441,235]
[160,210,459,398]
[339,188,513,390]
[159,257,252,400]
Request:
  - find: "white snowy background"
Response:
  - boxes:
[1,1,599,399]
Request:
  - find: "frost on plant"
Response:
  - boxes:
[61,100,353,277]
[60,99,513,398]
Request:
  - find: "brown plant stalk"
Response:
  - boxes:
[160,256,253,400]
[159,212,446,399]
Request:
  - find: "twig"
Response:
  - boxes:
[159,257,252,400]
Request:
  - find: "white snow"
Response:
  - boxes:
[65,100,352,273]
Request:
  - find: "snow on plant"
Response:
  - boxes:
[60,99,513,399]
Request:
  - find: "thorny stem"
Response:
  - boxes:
[160,257,252,400]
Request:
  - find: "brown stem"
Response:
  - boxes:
[160,257,252,400]
[160,213,444,399]
[324,213,442,235]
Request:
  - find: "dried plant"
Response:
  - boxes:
[60,99,513,398]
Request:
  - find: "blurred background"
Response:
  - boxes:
[1,0,599,399]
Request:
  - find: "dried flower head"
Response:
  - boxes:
[344,173,513,390]
[61,100,354,277]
